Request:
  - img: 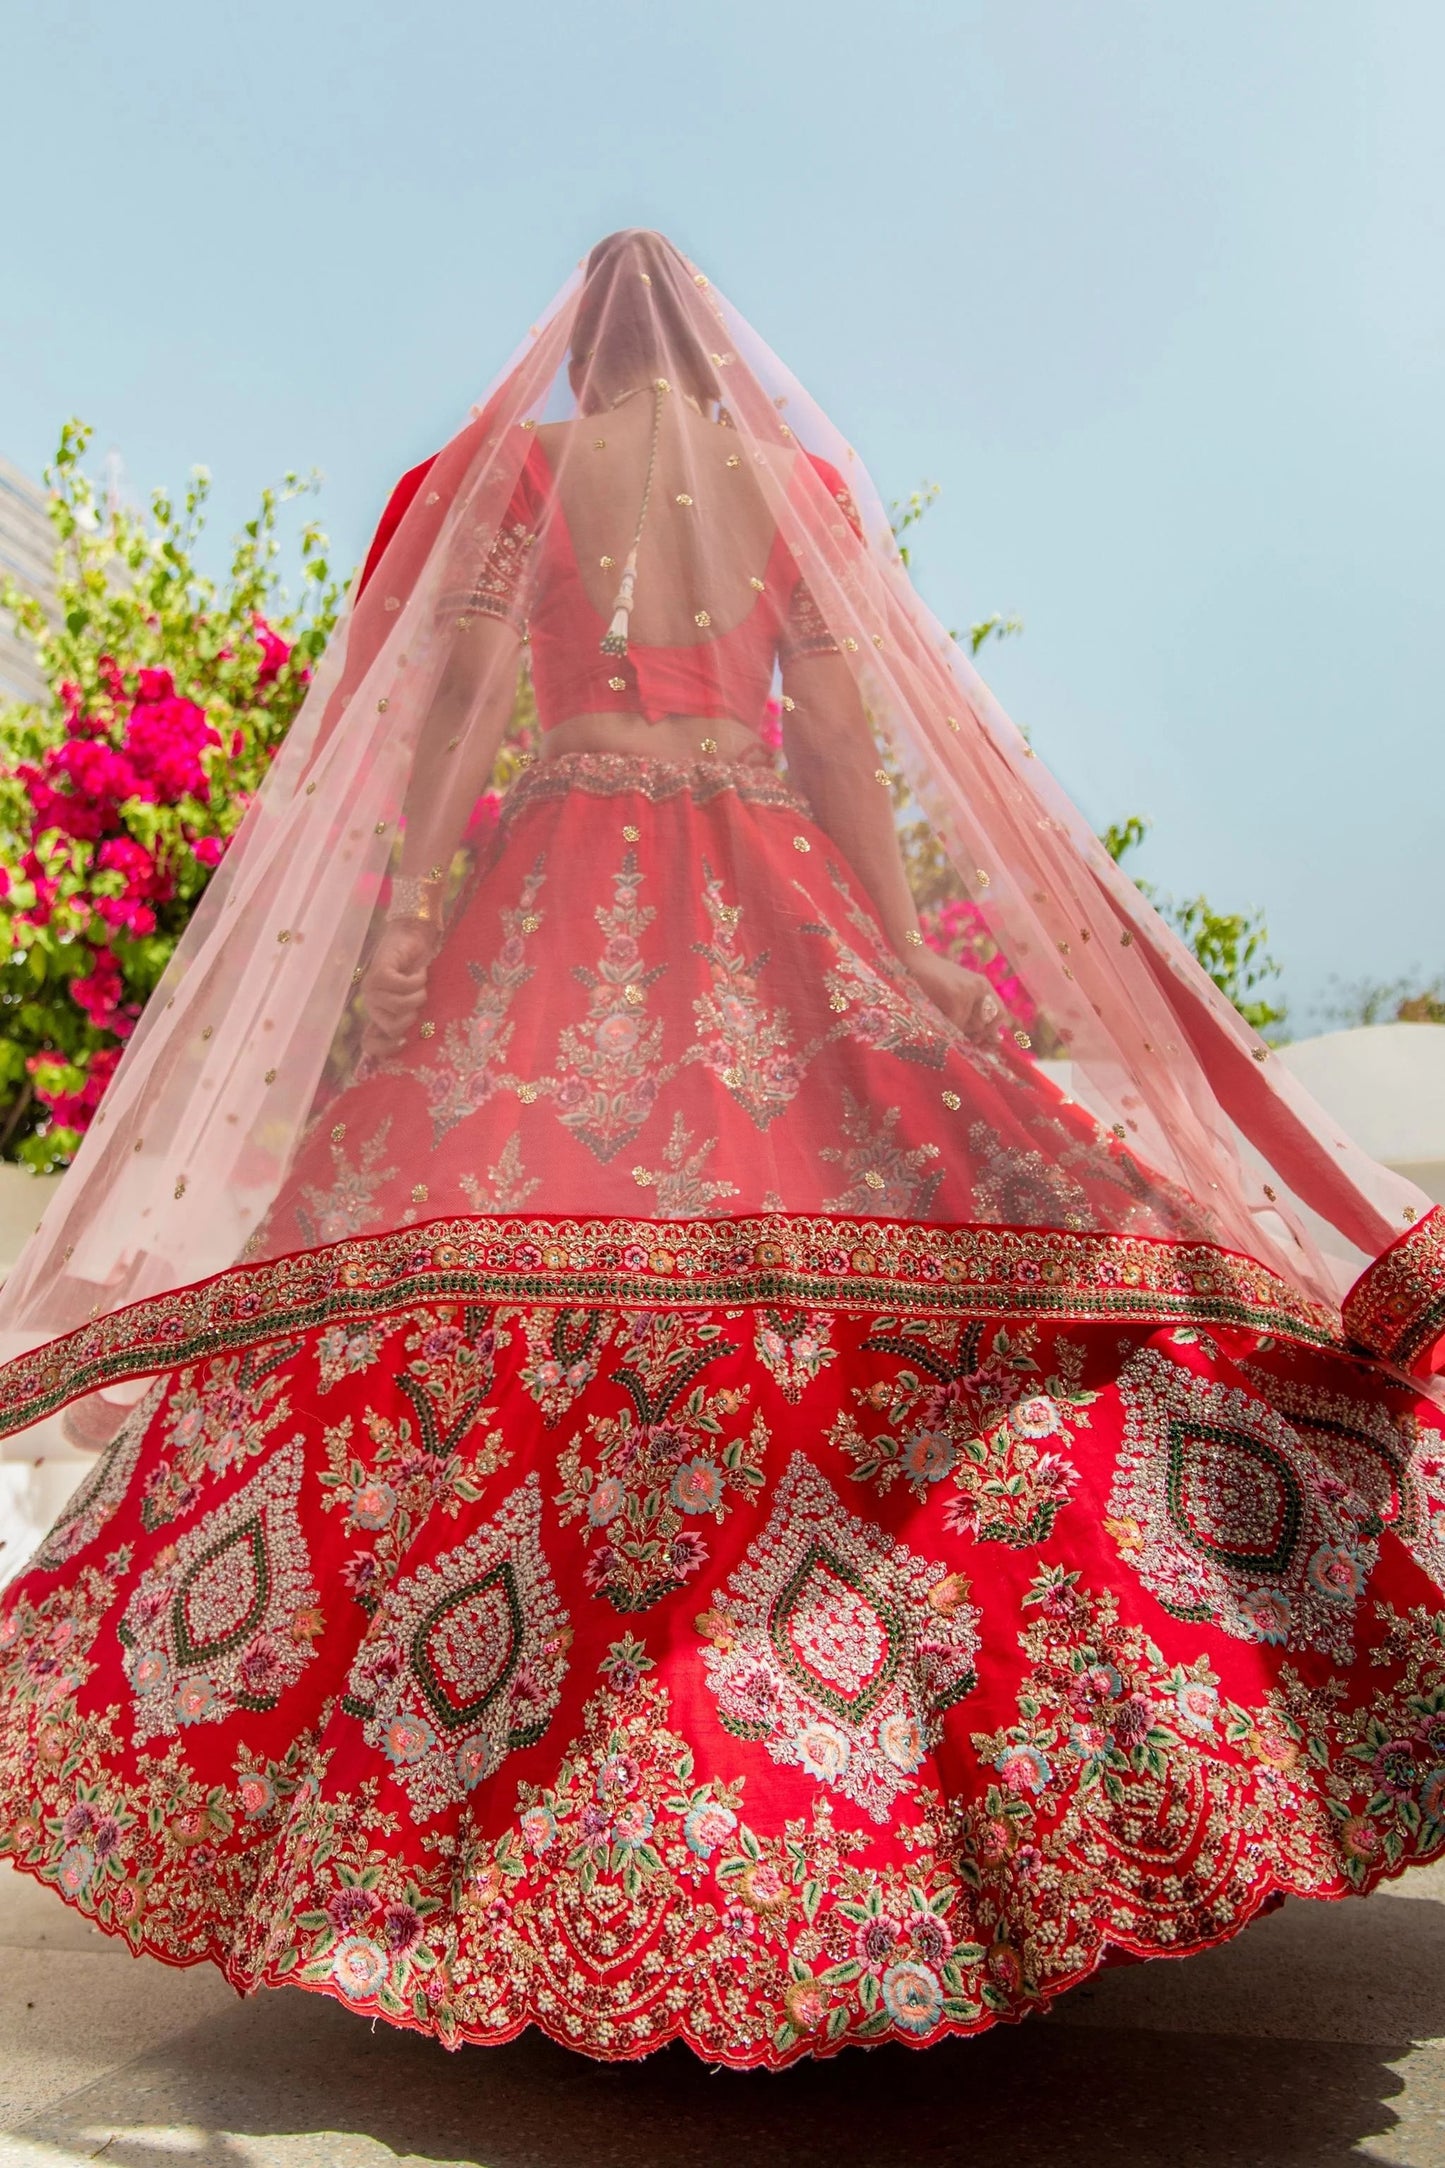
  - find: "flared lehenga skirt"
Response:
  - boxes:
[4,749,1445,2068]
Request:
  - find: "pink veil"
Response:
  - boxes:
[0,230,1438,1440]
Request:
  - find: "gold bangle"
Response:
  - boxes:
[386,874,446,928]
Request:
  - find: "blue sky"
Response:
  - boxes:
[3,0,1440,1025]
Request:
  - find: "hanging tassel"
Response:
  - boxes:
[598,382,665,660]
[600,547,639,658]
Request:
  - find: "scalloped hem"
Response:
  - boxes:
[1,1841,1434,2070]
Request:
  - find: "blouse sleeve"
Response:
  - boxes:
[436,448,546,636]
[777,454,865,667]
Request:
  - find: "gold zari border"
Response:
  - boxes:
[0,1212,1349,1443]
[1341,1206,1445,1375]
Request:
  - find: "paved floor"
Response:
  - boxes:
[4,1859,1445,2167]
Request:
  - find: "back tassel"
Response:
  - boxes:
[598,379,665,661]
[600,549,638,658]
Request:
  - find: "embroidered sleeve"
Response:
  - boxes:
[777,454,864,666]
[778,576,840,664]
[436,456,544,635]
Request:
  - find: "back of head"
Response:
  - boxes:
[570,229,721,413]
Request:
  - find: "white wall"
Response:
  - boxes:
[1275,1024,1445,1203]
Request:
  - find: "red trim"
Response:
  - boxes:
[357,456,438,596]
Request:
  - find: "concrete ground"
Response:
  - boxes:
[4,1866,1445,2168]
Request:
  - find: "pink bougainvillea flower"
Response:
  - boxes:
[253,614,291,685]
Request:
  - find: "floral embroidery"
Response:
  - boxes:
[547,850,673,1162]
[821,1092,943,1218]
[687,864,814,1127]
[315,1321,387,1394]
[962,1564,1267,1977]
[0,1213,1349,1442]
[1060,1126,1216,1242]
[829,1318,1092,1543]
[812,867,951,1070]
[1341,1205,1445,1374]
[753,1309,837,1403]
[318,1308,511,1611]
[629,1111,739,1217]
[556,1310,768,1610]
[458,1131,541,1213]
[1108,1344,1377,1661]
[7,1288,1445,2067]
[416,862,546,1142]
[294,1119,399,1247]
[342,1473,570,1820]
[117,1438,320,1743]
[501,749,812,818]
[389,1304,508,1458]
[139,1344,301,1531]
[511,1305,614,1427]
[699,1453,980,1822]
[0,1557,122,1715]
[30,1381,164,1570]
[968,1122,1095,1232]
[252,1637,989,2057]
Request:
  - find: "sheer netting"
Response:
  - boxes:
[0,229,1438,1426]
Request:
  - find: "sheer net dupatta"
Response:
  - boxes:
[0,229,1438,1443]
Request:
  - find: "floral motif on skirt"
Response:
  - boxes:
[5,1257,1445,2066]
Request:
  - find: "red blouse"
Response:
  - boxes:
[360,435,862,737]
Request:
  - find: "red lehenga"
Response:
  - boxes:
[3,231,1445,2069]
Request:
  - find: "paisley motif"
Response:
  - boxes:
[117,1437,319,1743]
[342,1472,569,1820]
[1109,1346,1378,1661]
[699,1452,979,1822]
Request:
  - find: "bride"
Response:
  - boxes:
[0,228,1442,2066]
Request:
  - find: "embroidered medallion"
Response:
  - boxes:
[699,1452,979,1822]
[1109,1346,1375,1661]
[342,1472,570,1820]
[1246,1362,1445,1594]
[117,1437,319,1744]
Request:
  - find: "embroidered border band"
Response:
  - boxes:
[1341,1206,1445,1376]
[0,1211,1348,1442]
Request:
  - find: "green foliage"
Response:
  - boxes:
[885,477,1288,1035]
[888,483,941,569]
[1104,815,1286,1036]
[1101,815,1150,865]
[0,422,344,1167]
[1325,974,1445,1027]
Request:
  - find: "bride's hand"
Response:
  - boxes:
[900,944,1002,1040]
[360,921,437,1061]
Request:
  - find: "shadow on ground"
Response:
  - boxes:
[6,1875,1445,2165]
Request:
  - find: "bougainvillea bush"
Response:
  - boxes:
[0,424,342,1170]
